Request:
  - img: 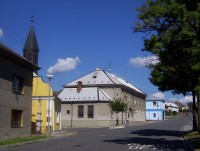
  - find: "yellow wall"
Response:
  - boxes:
[32,76,53,97]
[32,74,60,134]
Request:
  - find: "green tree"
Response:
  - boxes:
[187,102,193,111]
[108,98,127,126]
[134,0,200,132]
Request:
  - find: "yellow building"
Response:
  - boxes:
[32,73,61,134]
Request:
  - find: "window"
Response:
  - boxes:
[47,117,50,122]
[92,75,97,79]
[78,105,84,118]
[153,102,156,106]
[111,110,113,118]
[11,109,23,128]
[153,113,156,118]
[66,110,70,114]
[56,112,60,124]
[88,105,94,118]
[131,109,134,117]
[13,75,24,94]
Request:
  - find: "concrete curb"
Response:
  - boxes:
[51,131,79,138]
[108,125,125,129]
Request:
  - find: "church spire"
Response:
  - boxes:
[23,16,39,66]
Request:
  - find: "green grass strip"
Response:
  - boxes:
[184,131,200,151]
[0,135,47,146]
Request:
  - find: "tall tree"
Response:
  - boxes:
[134,0,200,132]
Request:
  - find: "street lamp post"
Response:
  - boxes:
[46,74,54,136]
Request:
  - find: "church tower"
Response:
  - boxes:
[23,17,39,66]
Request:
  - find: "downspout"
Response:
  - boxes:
[97,88,100,101]
[59,105,61,130]
[71,101,73,127]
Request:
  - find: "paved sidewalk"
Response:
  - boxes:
[181,122,194,151]
[51,130,78,138]
[182,122,193,132]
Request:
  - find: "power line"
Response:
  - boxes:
[0,23,25,47]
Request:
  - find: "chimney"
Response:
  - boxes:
[77,81,82,93]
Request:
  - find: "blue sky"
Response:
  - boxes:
[0,0,192,104]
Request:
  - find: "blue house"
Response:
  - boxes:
[146,100,165,120]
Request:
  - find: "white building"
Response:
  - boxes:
[165,102,179,113]
[58,68,146,127]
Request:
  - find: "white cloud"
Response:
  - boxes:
[0,28,3,37]
[47,57,80,74]
[167,96,193,105]
[168,98,179,102]
[179,96,192,105]
[130,56,159,68]
[148,92,165,100]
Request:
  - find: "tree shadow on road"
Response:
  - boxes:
[103,129,190,151]
[130,129,181,137]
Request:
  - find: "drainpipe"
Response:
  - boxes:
[71,102,73,127]
[59,106,61,130]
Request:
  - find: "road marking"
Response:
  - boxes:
[128,143,175,150]
[100,134,106,137]
[128,143,158,150]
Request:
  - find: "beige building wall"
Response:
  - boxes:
[102,87,146,122]
[61,103,117,128]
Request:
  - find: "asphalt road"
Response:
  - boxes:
[1,116,192,151]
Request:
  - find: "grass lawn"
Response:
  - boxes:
[0,135,47,146]
[184,131,200,151]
